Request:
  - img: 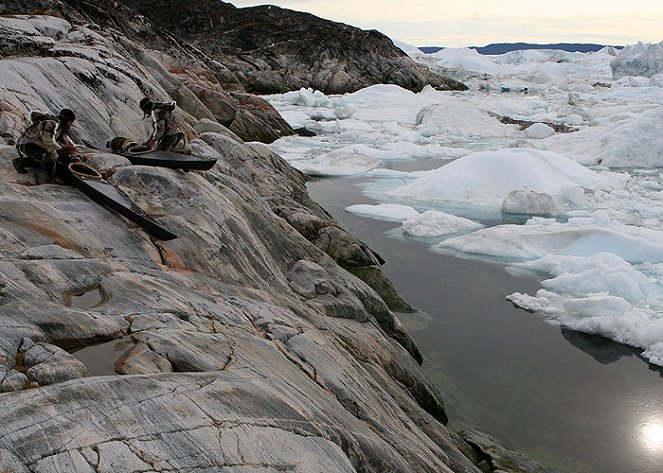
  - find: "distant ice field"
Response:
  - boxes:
[265,43,663,367]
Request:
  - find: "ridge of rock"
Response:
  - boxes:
[116,0,468,94]
[0,5,549,473]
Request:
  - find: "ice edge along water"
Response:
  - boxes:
[266,41,663,368]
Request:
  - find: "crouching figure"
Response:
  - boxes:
[14,108,78,177]
[139,98,186,152]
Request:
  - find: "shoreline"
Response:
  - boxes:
[306,172,663,473]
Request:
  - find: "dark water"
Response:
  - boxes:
[73,336,133,376]
[308,175,663,473]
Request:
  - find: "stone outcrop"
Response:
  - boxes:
[0,7,551,473]
[1,0,293,143]
[115,0,468,94]
[0,129,480,472]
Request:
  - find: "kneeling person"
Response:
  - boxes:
[139,98,186,152]
[14,108,78,176]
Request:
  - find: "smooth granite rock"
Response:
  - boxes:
[0,7,553,473]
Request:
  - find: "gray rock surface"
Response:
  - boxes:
[0,1,293,144]
[0,8,553,473]
[1,369,28,392]
[0,19,475,462]
[0,132,477,471]
[115,0,467,95]
[22,337,89,385]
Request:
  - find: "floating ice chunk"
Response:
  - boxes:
[530,254,657,301]
[416,102,515,139]
[507,252,663,366]
[617,76,652,87]
[402,210,482,238]
[525,123,555,139]
[591,210,612,225]
[295,88,332,107]
[611,41,663,79]
[334,104,355,119]
[560,114,583,126]
[557,104,591,122]
[345,204,419,222]
[562,295,632,317]
[643,341,663,366]
[500,82,530,93]
[295,149,380,176]
[429,47,507,75]
[437,219,663,263]
[388,148,623,209]
[593,107,663,168]
[501,190,559,215]
[560,184,585,207]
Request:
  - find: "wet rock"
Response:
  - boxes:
[460,431,557,473]
[346,266,415,313]
[294,126,317,137]
[276,207,385,268]
[314,226,383,267]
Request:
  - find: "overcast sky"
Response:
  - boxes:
[229,0,663,47]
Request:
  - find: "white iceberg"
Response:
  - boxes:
[436,217,663,264]
[345,204,419,222]
[402,210,482,238]
[507,253,663,366]
[388,148,625,210]
[611,41,663,79]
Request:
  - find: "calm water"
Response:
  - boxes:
[308,174,663,473]
[73,336,133,376]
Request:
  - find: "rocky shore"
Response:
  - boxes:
[0,2,552,472]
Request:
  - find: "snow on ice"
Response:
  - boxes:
[266,41,663,366]
[387,148,626,210]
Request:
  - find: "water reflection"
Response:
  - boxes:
[561,328,637,365]
[307,172,663,473]
[641,422,663,452]
[562,328,663,377]
[72,336,133,376]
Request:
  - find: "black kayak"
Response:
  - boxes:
[67,163,177,241]
[85,141,216,171]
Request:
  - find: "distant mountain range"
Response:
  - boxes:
[418,43,623,55]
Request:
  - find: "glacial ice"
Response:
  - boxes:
[266,42,663,366]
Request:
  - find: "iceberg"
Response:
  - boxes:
[387,148,625,210]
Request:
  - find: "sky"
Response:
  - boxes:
[230,0,663,48]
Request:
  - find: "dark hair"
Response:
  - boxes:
[58,108,76,122]
[139,98,153,111]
